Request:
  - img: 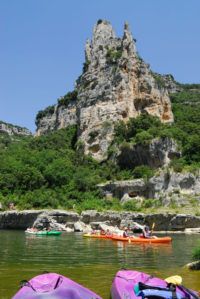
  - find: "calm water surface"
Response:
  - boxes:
[0,230,200,299]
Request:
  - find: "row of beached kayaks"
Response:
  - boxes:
[12,270,199,298]
[83,233,172,243]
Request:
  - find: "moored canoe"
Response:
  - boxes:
[25,230,62,236]
[12,272,102,299]
[111,270,198,299]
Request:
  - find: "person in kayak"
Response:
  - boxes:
[123,227,129,238]
[142,225,151,238]
[106,229,112,236]
[142,225,158,239]
[100,229,106,235]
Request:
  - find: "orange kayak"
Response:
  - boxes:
[111,235,172,243]
[83,233,113,239]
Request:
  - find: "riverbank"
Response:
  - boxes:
[0,210,200,232]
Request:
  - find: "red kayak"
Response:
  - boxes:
[83,233,113,239]
[112,235,172,243]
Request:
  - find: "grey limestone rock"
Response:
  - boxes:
[0,122,32,136]
[0,210,42,229]
[186,261,200,270]
[98,169,200,208]
[36,102,77,136]
[1,210,200,231]
[117,137,180,169]
[36,20,174,160]
[74,221,91,232]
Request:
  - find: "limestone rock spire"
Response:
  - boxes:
[122,21,136,56]
[36,20,174,161]
[92,19,116,48]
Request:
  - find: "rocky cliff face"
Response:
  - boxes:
[36,101,77,136]
[98,170,200,207]
[36,20,174,160]
[0,121,32,136]
[117,137,180,169]
[1,210,200,231]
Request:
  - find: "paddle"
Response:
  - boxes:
[165,275,200,299]
[151,222,155,236]
[165,275,182,285]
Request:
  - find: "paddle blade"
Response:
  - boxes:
[165,275,182,285]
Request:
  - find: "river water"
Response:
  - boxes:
[0,230,200,298]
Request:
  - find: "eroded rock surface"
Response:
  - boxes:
[98,170,200,206]
[0,122,32,136]
[0,210,200,232]
[36,20,173,160]
[117,137,180,169]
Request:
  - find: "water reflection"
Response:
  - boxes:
[0,230,200,299]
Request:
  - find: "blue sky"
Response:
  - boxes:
[0,0,199,132]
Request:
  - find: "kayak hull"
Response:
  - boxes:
[12,272,102,299]
[25,230,62,236]
[83,233,113,239]
[112,235,172,243]
[111,270,197,299]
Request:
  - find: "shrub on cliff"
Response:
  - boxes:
[152,73,166,89]
[35,105,55,126]
[114,114,161,144]
[57,90,78,107]
[106,48,122,64]
[132,165,155,180]
[134,131,153,146]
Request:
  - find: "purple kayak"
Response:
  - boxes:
[111,270,199,299]
[12,272,102,299]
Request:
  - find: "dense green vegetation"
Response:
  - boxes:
[0,126,124,210]
[170,87,200,168]
[112,85,200,172]
[0,84,199,210]
[152,73,166,89]
[106,48,122,64]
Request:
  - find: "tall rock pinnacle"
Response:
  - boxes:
[76,20,173,160]
[36,20,174,161]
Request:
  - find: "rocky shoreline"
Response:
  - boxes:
[0,210,200,233]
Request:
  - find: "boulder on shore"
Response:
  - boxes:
[186,260,200,270]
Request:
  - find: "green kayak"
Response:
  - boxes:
[25,229,62,236]
[37,230,62,236]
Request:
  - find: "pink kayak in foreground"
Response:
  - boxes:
[111,269,199,299]
[12,272,102,299]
